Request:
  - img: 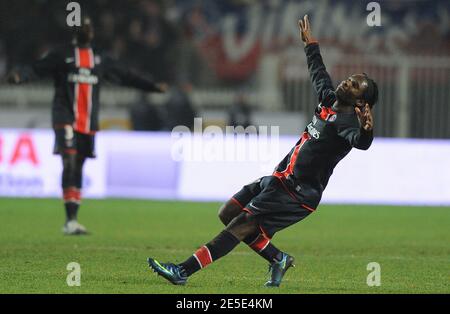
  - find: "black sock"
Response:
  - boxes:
[65,202,79,222]
[179,230,240,277]
[63,187,81,222]
[244,233,283,263]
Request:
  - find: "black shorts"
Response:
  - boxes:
[231,176,315,238]
[53,126,96,158]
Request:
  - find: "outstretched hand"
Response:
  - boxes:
[156,82,169,93]
[298,15,316,46]
[355,103,374,131]
[7,71,21,84]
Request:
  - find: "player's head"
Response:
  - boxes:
[74,16,95,45]
[336,73,378,109]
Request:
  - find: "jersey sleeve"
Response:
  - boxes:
[16,49,60,82]
[102,56,163,92]
[337,123,374,150]
[304,42,335,107]
[32,50,60,77]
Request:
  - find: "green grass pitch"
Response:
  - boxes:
[0,198,448,294]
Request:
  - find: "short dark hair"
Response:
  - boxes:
[362,73,378,108]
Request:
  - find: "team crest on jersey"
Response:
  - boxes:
[318,103,337,122]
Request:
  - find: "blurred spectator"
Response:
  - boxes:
[129,93,164,131]
[1,0,447,87]
[228,93,252,129]
[96,11,116,52]
[0,41,6,78]
[110,37,128,60]
[164,83,197,130]
[0,0,181,84]
[126,0,179,83]
[183,4,214,42]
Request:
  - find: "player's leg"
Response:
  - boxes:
[54,126,81,223]
[62,151,81,222]
[237,176,311,287]
[148,212,258,285]
[61,150,88,235]
[72,154,85,214]
[74,154,85,195]
[218,198,294,287]
[218,199,284,264]
[65,131,96,233]
[57,127,89,235]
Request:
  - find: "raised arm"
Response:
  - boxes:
[298,15,335,105]
[103,57,167,93]
[8,49,60,84]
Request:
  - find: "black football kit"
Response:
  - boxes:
[232,43,373,238]
[19,43,162,157]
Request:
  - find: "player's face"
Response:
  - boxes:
[336,74,369,106]
[76,18,95,44]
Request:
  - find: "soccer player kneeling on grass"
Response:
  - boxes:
[148,15,378,287]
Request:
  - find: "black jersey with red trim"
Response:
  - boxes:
[19,43,162,134]
[273,43,373,210]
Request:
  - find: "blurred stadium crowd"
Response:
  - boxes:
[0,0,449,138]
[1,0,185,83]
[0,0,250,86]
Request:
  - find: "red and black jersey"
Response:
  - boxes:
[273,43,373,210]
[19,43,162,134]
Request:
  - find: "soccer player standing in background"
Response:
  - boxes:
[8,17,167,235]
[148,15,378,287]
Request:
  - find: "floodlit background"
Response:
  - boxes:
[0,0,449,204]
[0,0,449,295]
